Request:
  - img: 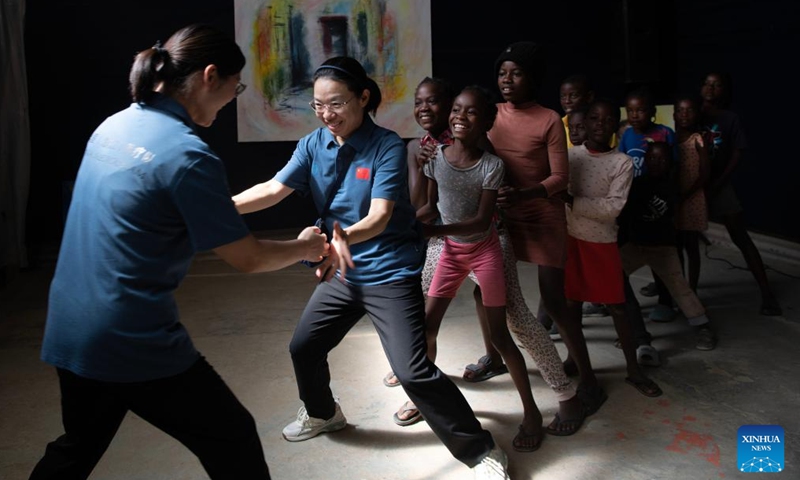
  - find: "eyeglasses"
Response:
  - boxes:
[235,82,247,97]
[309,97,354,113]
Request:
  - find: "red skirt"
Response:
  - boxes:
[564,235,625,304]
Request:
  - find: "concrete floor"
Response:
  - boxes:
[1,232,798,480]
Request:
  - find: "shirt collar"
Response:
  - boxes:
[141,93,198,132]
[421,128,455,147]
[323,115,377,153]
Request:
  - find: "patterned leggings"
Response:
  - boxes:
[422,231,576,402]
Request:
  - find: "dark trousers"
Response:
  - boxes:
[653,271,674,307]
[623,273,653,346]
[289,276,494,467]
[29,357,270,480]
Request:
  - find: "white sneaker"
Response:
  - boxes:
[282,402,347,442]
[472,445,510,479]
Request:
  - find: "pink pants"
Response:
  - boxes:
[428,231,506,307]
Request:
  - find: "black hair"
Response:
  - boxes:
[416,77,457,104]
[458,84,499,130]
[673,92,702,107]
[129,24,245,103]
[313,56,382,117]
[567,106,588,119]
[646,140,672,159]
[560,73,591,90]
[586,97,621,122]
[625,87,655,109]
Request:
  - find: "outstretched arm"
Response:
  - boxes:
[311,199,392,282]
[213,226,328,273]
[232,178,294,214]
[342,197,395,245]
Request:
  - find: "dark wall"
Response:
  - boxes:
[23,0,800,258]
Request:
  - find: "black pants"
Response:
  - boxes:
[290,276,494,467]
[29,357,270,480]
[623,274,653,346]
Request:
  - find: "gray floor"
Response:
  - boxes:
[1,232,798,480]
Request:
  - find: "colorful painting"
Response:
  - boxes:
[234,0,432,142]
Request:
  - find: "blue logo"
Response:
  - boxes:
[738,425,784,473]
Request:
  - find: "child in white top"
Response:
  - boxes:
[563,99,663,399]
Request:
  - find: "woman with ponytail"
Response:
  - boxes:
[30,24,337,480]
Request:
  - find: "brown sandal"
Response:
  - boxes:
[392,400,423,426]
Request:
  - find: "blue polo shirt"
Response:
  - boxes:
[41,95,250,382]
[275,116,425,285]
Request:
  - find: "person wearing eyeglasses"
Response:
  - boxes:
[29,24,342,480]
[232,56,511,479]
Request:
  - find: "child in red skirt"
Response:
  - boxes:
[563,99,663,398]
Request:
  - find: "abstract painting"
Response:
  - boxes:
[234,0,432,142]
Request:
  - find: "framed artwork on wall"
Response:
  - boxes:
[234,0,432,142]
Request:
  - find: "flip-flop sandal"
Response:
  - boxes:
[577,384,608,417]
[383,370,400,387]
[625,376,663,398]
[393,401,424,426]
[512,425,544,452]
[462,355,508,383]
[545,411,586,436]
[636,345,661,367]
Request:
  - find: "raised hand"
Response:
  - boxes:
[415,142,438,169]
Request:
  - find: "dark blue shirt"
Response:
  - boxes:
[41,95,250,382]
[618,124,676,178]
[275,116,424,285]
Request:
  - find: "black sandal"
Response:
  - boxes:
[512,425,544,452]
[545,411,586,436]
[577,384,608,417]
[462,355,508,383]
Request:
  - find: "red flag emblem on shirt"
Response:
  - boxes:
[356,167,370,180]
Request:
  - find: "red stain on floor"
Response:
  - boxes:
[616,432,627,440]
[683,415,697,422]
[662,419,671,425]
[657,399,671,407]
[666,429,721,467]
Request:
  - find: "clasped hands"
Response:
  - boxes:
[298,221,354,282]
